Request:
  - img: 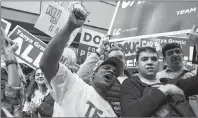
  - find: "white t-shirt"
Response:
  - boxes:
[48,63,117,117]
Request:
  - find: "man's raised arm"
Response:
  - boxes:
[40,8,86,82]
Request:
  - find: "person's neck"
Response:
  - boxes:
[138,73,158,85]
[37,84,45,93]
[120,70,125,77]
[169,65,183,72]
[91,84,106,99]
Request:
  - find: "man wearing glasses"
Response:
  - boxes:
[157,42,198,116]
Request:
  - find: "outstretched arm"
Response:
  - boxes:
[40,8,86,82]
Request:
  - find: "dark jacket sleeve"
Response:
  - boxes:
[120,79,167,117]
[176,68,198,97]
[37,94,54,117]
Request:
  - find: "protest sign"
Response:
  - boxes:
[1,18,11,35]
[34,1,81,47]
[141,36,195,62]
[114,35,194,69]
[78,28,105,64]
[8,25,46,69]
[109,1,198,42]
[114,38,141,68]
[8,25,74,69]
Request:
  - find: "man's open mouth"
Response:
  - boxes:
[104,74,113,82]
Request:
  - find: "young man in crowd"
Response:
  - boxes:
[157,42,198,116]
[77,36,132,116]
[120,34,198,116]
[39,7,125,117]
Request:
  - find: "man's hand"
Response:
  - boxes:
[1,28,18,60]
[187,25,198,45]
[110,102,122,116]
[96,35,110,55]
[155,84,185,97]
[67,4,88,29]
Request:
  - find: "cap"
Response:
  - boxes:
[93,57,124,77]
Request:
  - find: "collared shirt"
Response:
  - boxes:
[157,65,196,80]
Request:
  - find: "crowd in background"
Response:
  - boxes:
[1,5,198,117]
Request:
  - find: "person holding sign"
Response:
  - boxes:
[40,5,122,117]
[1,28,25,117]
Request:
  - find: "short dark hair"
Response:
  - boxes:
[136,47,158,62]
[162,43,182,57]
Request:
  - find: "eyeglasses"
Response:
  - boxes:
[166,48,182,56]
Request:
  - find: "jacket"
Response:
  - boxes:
[120,72,198,117]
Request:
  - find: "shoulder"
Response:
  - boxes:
[157,69,167,75]
[156,70,168,79]
[121,76,144,90]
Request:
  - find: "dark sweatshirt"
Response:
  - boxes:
[120,69,198,117]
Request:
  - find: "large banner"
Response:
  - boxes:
[78,28,105,64]
[8,26,46,69]
[34,1,80,47]
[115,35,194,69]
[109,1,198,42]
[115,39,141,68]
[1,18,12,35]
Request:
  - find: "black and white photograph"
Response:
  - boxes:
[1,0,198,117]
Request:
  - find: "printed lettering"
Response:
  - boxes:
[83,32,92,42]
[92,108,103,118]
[177,7,196,15]
[33,52,43,67]
[122,1,145,9]
[17,29,22,35]
[85,101,96,117]
[49,24,54,32]
[55,27,60,34]
[118,41,140,55]
[80,50,86,56]
[85,101,103,117]
[93,35,101,45]
[18,32,33,44]
[46,5,62,24]
[127,59,136,67]
[112,29,121,36]
[21,45,34,63]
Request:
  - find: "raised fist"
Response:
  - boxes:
[68,3,89,28]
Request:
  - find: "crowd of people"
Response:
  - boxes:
[1,6,198,117]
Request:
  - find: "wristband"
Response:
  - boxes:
[5,60,18,67]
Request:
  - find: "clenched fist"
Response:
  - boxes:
[68,3,89,29]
